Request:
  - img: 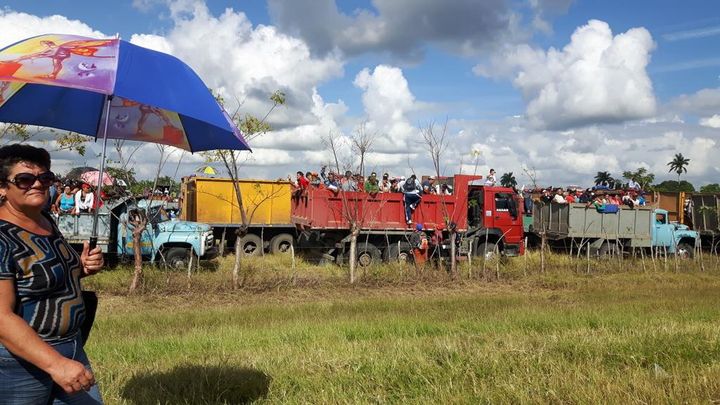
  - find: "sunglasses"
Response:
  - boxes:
[6,172,56,190]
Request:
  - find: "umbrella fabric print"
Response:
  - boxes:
[106,97,189,150]
[0,34,117,92]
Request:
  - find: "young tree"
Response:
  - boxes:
[521,165,539,189]
[500,172,517,188]
[421,119,458,276]
[667,153,691,183]
[128,144,182,292]
[350,121,376,177]
[203,90,286,289]
[323,125,378,283]
[1,123,88,155]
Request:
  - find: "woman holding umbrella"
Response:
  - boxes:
[0,144,104,403]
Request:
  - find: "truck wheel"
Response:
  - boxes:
[475,241,498,260]
[239,234,263,256]
[270,233,294,254]
[598,241,621,257]
[676,243,694,259]
[349,243,381,267]
[384,242,413,263]
[164,247,191,270]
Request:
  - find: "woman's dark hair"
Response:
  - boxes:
[0,144,51,181]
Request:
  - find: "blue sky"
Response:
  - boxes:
[1,0,719,186]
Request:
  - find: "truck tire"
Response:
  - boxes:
[164,247,191,270]
[383,242,413,263]
[347,243,381,267]
[239,234,263,256]
[475,241,498,260]
[676,243,694,259]
[598,241,621,257]
[270,233,294,254]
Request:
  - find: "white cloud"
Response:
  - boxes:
[129,1,344,131]
[353,65,418,152]
[1,6,718,189]
[699,114,720,128]
[0,10,107,47]
[475,20,657,130]
[671,87,720,116]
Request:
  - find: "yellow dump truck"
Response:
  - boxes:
[181,176,295,255]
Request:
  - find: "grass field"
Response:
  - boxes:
[82,253,720,404]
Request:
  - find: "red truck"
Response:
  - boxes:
[291,174,525,265]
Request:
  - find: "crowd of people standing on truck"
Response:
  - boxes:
[291,167,457,224]
[290,167,454,196]
[522,184,649,215]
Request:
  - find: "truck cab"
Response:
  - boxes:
[57,197,217,268]
[652,208,698,258]
[464,182,525,258]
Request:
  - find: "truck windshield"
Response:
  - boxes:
[147,206,170,223]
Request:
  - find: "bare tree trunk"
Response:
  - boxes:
[219,227,227,257]
[540,231,546,273]
[349,225,359,283]
[129,228,144,293]
[450,231,457,279]
[233,235,242,289]
[523,237,528,276]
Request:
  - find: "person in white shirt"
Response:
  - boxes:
[484,169,497,186]
[75,183,94,214]
[552,188,567,204]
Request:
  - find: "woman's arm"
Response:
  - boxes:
[0,280,95,394]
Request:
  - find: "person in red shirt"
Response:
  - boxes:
[296,171,309,189]
[292,171,310,198]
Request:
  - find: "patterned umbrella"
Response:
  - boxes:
[0,33,251,247]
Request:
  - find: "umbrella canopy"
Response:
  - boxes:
[0,33,250,152]
[79,170,114,187]
[65,166,98,180]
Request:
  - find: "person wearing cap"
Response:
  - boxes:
[379,173,391,193]
[341,170,358,192]
[409,223,429,267]
[421,176,435,195]
[484,169,497,186]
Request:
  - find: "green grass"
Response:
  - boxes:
[83,253,720,404]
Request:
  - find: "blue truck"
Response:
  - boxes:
[528,203,699,257]
[57,197,217,268]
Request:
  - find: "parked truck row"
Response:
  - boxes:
[180,176,713,266]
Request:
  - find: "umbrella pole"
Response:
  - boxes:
[90,96,113,250]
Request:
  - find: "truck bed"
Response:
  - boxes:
[533,202,653,247]
[291,188,466,232]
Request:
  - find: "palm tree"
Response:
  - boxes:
[667,153,690,183]
[500,172,517,188]
[594,171,612,187]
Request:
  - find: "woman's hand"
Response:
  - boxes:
[80,241,103,276]
[46,357,95,394]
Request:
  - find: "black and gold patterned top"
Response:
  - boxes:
[0,218,85,343]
